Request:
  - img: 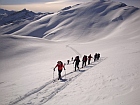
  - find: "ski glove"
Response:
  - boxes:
[54,68,55,71]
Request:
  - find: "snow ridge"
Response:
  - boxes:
[4,0,138,42]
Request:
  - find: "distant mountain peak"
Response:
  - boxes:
[0,8,52,25]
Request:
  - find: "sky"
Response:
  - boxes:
[0,0,140,12]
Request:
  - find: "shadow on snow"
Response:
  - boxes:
[9,57,107,105]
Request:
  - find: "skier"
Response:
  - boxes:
[94,53,98,62]
[88,54,93,65]
[71,57,73,61]
[54,61,66,80]
[82,55,87,68]
[97,53,100,60]
[73,56,80,71]
[67,60,70,65]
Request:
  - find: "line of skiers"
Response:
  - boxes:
[94,53,100,62]
[54,53,101,80]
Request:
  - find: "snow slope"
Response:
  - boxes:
[8,0,139,42]
[0,0,140,105]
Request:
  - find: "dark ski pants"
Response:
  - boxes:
[88,59,91,65]
[75,63,79,71]
[58,70,62,80]
[82,61,87,68]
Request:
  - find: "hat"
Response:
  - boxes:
[57,61,61,63]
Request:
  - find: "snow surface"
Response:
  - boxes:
[0,0,140,105]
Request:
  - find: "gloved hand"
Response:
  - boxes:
[54,68,55,71]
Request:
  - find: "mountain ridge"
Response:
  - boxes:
[0,8,52,25]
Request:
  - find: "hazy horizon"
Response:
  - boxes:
[0,0,140,13]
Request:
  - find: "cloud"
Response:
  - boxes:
[45,0,66,4]
[0,3,57,12]
[0,1,80,12]
[2,0,139,13]
[0,0,55,5]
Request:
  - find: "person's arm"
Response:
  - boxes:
[63,64,66,70]
[54,64,58,71]
[73,59,75,64]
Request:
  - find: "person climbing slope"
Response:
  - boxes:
[88,54,93,65]
[82,55,87,68]
[73,56,80,71]
[54,61,66,80]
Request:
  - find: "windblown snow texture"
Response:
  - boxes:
[0,0,140,105]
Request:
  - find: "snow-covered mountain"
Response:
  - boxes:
[0,8,53,35]
[0,8,15,20]
[1,0,139,42]
[0,8,52,25]
[0,0,140,105]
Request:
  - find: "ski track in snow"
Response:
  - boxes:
[9,57,107,105]
[66,45,82,58]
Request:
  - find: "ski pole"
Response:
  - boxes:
[65,69,66,79]
[64,63,66,79]
[53,69,55,82]
[73,61,75,68]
